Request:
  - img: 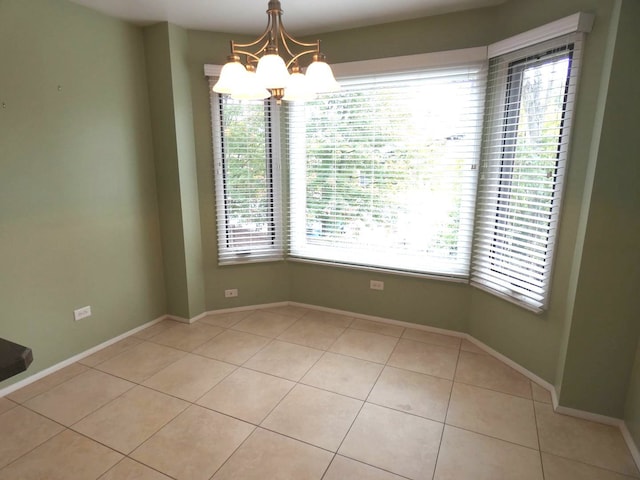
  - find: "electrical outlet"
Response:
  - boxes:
[73,305,92,321]
[224,289,239,298]
[370,280,384,291]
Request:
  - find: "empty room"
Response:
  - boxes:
[1,0,640,478]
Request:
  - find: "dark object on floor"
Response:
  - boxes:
[0,337,33,382]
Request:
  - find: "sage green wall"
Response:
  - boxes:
[560,0,640,417]
[626,339,640,448]
[0,0,166,385]
[468,0,617,384]
[143,23,206,319]
[186,30,291,310]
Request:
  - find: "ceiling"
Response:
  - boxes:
[67,0,506,35]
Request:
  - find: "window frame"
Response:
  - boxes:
[471,35,583,312]
[210,83,284,265]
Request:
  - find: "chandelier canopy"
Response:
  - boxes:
[212,0,339,102]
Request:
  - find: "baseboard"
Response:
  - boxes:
[168,302,290,324]
[3,300,639,472]
[287,301,640,470]
[0,315,166,397]
[621,422,640,469]
[288,301,467,338]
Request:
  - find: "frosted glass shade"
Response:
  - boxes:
[306,60,340,93]
[230,69,270,100]
[212,60,246,94]
[256,54,290,89]
[282,72,316,102]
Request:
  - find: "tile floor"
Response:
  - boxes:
[1,305,639,480]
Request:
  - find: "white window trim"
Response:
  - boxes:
[487,12,594,58]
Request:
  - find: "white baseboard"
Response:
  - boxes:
[0,314,166,397]
[621,422,640,469]
[3,300,639,472]
[286,301,640,468]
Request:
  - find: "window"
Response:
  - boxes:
[210,89,283,264]
[471,34,584,312]
[206,13,591,311]
[287,64,486,278]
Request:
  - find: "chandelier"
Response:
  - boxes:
[212,0,339,102]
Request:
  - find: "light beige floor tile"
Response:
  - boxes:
[99,458,173,479]
[446,382,538,448]
[131,405,254,480]
[455,350,531,398]
[387,339,459,380]
[212,428,332,480]
[339,403,442,480]
[231,310,298,338]
[368,366,452,422]
[301,352,383,400]
[142,354,235,402]
[329,329,399,364]
[460,338,486,354]
[260,305,312,318]
[243,340,323,381]
[0,429,122,480]
[277,318,346,350]
[95,341,186,383]
[535,402,639,476]
[324,456,407,480]
[7,362,88,403]
[402,328,461,349]
[542,452,638,480]
[349,318,404,337]
[197,368,294,424]
[147,322,224,352]
[434,425,543,480]
[133,320,178,340]
[0,406,64,469]
[262,384,362,451]
[194,329,270,365]
[73,386,188,454]
[302,310,354,328]
[79,336,143,367]
[198,310,252,328]
[24,369,134,426]
[0,397,16,416]
[531,382,552,404]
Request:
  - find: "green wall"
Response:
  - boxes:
[185,30,291,311]
[3,0,640,444]
[626,339,640,448]
[0,0,166,385]
[560,0,640,417]
[143,23,206,319]
[468,0,618,385]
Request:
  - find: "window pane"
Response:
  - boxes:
[212,94,282,263]
[289,66,486,277]
[472,35,582,311]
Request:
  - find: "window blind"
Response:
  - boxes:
[471,33,583,311]
[210,81,283,264]
[287,64,486,277]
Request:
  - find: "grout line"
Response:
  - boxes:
[532,388,547,479]
[432,343,463,479]
[5,306,639,478]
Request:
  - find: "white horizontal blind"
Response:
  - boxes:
[287,64,486,277]
[210,79,283,264]
[471,34,583,311]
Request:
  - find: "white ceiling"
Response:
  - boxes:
[68,0,506,35]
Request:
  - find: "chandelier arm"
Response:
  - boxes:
[281,26,321,49]
[284,50,321,69]
[233,40,271,63]
[231,12,275,51]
